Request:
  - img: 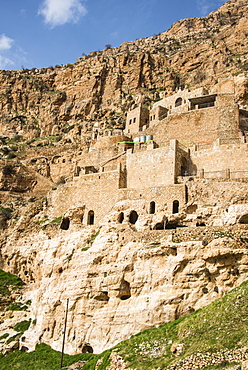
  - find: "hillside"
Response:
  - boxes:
[1,278,248,369]
[0,0,248,367]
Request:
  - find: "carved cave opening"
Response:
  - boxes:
[60,217,70,230]
[239,214,248,224]
[118,212,124,223]
[129,210,138,224]
[82,344,93,353]
[119,280,131,300]
[175,97,183,107]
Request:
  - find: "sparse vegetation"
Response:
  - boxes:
[13,320,31,333]
[6,302,29,312]
[0,269,23,296]
[87,229,100,245]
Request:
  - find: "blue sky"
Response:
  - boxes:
[0,0,226,71]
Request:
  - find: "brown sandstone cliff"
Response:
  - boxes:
[0,0,247,142]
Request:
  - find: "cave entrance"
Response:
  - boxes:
[60,217,70,230]
[239,214,248,224]
[129,210,138,224]
[82,344,93,353]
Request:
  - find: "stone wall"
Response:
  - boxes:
[189,143,248,179]
[50,169,121,224]
[126,145,176,188]
[118,184,186,215]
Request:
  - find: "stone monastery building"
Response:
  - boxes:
[50,78,248,229]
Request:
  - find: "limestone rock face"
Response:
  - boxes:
[1,221,248,354]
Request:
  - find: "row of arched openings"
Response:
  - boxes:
[149,200,179,214]
[118,210,138,224]
[117,201,179,225]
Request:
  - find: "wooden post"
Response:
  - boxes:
[60,298,69,369]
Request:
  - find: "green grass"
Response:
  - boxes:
[111,280,248,369]
[50,216,62,224]
[0,333,9,341]
[0,343,108,370]
[0,269,23,296]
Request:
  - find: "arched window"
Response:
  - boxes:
[129,210,138,224]
[149,201,155,214]
[172,200,179,214]
[118,212,124,223]
[175,97,182,107]
[87,210,94,225]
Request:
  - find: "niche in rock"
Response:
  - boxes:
[149,201,155,214]
[196,222,206,227]
[129,210,138,224]
[94,291,109,302]
[82,344,93,353]
[239,214,248,224]
[118,212,124,223]
[60,217,70,230]
[154,222,164,230]
[118,279,131,300]
[87,210,94,225]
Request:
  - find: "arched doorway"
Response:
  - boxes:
[87,210,94,225]
[149,201,155,214]
[129,210,138,224]
[172,200,179,214]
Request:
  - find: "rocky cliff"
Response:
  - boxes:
[0,0,248,360]
[0,0,247,142]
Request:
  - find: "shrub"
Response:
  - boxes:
[0,269,23,296]
[13,320,31,333]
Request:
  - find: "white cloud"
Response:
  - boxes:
[0,34,14,51]
[38,0,87,27]
[196,0,224,16]
[0,55,14,69]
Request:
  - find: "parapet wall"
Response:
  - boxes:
[189,142,248,179]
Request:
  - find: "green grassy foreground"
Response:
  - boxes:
[0,280,247,370]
